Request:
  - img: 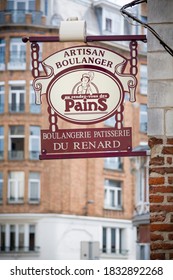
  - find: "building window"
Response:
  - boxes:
[0,172,3,203]
[43,0,48,16]
[104,179,122,209]
[9,125,24,160]
[0,224,37,252]
[8,171,24,203]
[102,227,125,254]
[30,84,41,113]
[9,85,25,113]
[0,39,5,70]
[29,225,35,251]
[0,84,5,113]
[29,172,40,203]
[140,104,147,133]
[7,0,35,11]
[29,126,40,160]
[135,157,149,214]
[0,126,4,160]
[105,18,112,32]
[104,157,123,170]
[138,243,150,260]
[140,65,147,95]
[0,225,5,251]
[8,38,26,70]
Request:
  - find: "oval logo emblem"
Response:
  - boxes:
[47,65,124,124]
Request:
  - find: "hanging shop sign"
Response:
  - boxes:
[26,39,144,159]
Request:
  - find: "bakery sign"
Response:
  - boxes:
[31,44,138,159]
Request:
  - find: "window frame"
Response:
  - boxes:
[8,38,26,70]
[104,179,122,210]
[140,64,147,95]
[29,126,40,160]
[0,39,5,70]
[9,85,25,113]
[8,171,24,203]
[28,172,40,203]
[102,227,125,255]
[0,126,4,160]
[0,223,37,252]
[104,157,123,171]
[140,104,148,133]
[0,172,3,203]
[0,84,5,113]
[8,125,25,160]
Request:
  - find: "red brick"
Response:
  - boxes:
[168,177,173,184]
[150,253,165,260]
[167,196,173,202]
[150,233,164,241]
[150,156,164,166]
[162,243,173,250]
[150,195,164,203]
[149,177,165,185]
[151,242,173,251]
[162,146,173,154]
[167,138,173,145]
[150,214,166,222]
[150,204,173,213]
[168,234,173,240]
[150,224,173,232]
[149,167,165,175]
[150,243,162,250]
[150,167,173,175]
[150,186,173,193]
[167,157,173,165]
[165,167,173,174]
[148,138,163,148]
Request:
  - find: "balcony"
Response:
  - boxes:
[9,103,25,113]
[0,10,44,26]
[8,151,24,160]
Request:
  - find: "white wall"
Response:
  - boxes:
[37,214,136,260]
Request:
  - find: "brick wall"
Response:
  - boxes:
[149,137,173,259]
[148,0,173,260]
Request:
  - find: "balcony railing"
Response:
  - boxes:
[8,150,24,160]
[9,103,25,113]
[102,248,128,256]
[0,246,40,253]
[0,10,43,25]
